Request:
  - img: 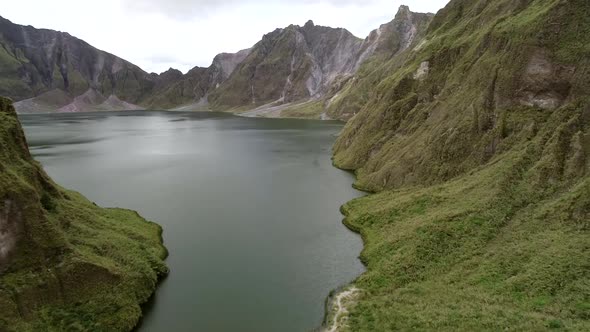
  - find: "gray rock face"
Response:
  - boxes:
[516,49,574,110]
[0,15,155,111]
[209,6,433,115]
[208,20,382,110]
[212,49,252,82]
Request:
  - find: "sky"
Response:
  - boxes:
[3,0,450,74]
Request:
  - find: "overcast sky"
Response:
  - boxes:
[3,0,450,74]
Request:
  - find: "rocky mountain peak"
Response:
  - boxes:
[396,5,411,16]
[212,48,252,81]
[160,68,183,78]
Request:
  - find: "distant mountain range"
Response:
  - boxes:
[0,6,433,118]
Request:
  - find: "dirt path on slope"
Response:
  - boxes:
[325,287,360,332]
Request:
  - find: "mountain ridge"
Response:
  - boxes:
[0,7,432,117]
[1,1,589,330]
[212,6,434,119]
[323,0,590,329]
[0,15,153,106]
[0,14,252,113]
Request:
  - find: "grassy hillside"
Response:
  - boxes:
[328,0,590,330]
[0,97,168,331]
[334,0,589,190]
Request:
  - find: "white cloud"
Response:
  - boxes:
[120,0,388,20]
[3,0,450,73]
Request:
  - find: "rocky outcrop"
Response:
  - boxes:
[516,48,574,110]
[212,49,252,82]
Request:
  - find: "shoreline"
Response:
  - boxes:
[15,106,344,122]
[319,163,371,331]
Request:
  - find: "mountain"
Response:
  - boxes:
[0,97,168,330]
[208,20,370,111]
[0,15,250,113]
[142,49,251,110]
[324,0,590,330]
[0,8,434,117]
[326,6,434,120]
[0,16,156,112]
[207,9,433,119]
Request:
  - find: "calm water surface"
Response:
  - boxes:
[20,111,364,332]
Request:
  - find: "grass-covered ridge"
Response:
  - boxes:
[0,97,168,331]
[336,107,589,330]
[328,0,590,330]
[334,0,589,190]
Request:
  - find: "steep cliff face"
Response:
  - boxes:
[325,0,590,330]
[0,97,168,331]
[208,20,387,112]
[0,16,156,112]
[212,49,253,82]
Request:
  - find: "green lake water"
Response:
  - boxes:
[20,111,364,332]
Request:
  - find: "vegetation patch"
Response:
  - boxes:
[0,97,168,331]
[329,0,590,330]
[280,101,325,119]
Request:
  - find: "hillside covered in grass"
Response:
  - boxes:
[328,0,590,330]
[0,97,168,331]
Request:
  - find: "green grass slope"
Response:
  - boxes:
[0,97,168,331]
[329,0,590,330]
[334,0,589,191]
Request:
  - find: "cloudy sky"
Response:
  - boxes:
[3,0,450,74]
